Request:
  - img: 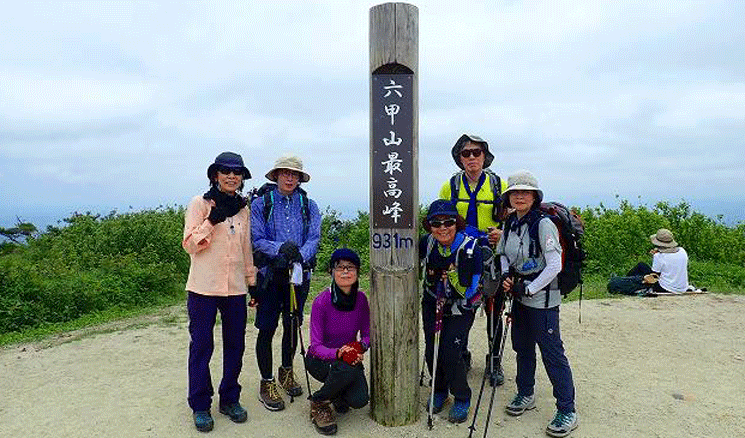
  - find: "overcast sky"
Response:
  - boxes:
[1,0,743,229]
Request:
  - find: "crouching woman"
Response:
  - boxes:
[419,200,483,424]
[305,249,370,435]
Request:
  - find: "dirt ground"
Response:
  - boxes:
[2,293,744,438]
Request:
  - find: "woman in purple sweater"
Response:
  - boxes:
[305,248,370,435]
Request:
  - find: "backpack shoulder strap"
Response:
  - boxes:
[484,169,501,196]
[449,171,464,203]
[527,211,548,258]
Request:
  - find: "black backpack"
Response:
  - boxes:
[503,202,586,298]
[248,182,315,268]
[449,169,503,222]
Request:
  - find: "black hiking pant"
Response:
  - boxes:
[422,297,475,402]
[305,355,369,409]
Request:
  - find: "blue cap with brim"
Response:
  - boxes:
[426,200,458,221]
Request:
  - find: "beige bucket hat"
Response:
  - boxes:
[501,170,544,207]
[265,154,310,183]
[650,228,679,253]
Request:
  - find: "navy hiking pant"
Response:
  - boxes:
[510,301,575,413]
[187,291,247,412]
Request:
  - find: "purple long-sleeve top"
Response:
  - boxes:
[307,288,371,361]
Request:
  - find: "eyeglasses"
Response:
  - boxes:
[334,264,358,273]
[460,148,483,158]
[218,166,243,176]
[430,219,456,228]
[277,169,300,179]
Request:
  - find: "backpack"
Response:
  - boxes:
[449,169,503,222]
[503,202,586,298]
[422,234,479,294]
[248,182,315,268]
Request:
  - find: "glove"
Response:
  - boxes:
[208,205,227,225]
[272,253,289,270]
[279,241,302,264]
[338,341,365,366]
[510,280,529,298]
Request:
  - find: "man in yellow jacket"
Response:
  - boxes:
[439,134,508,387]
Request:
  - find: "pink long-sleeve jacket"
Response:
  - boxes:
[183,195,257,296]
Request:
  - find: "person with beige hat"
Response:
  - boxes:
[496,170,578,438]
[250,154,321,412]
[626,228,689,293]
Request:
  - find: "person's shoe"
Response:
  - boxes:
[462,349,472,372]
[278,366,303,397]
[258,378,285,411]
[546,410,578,437]
[332,398,349,414]
[193,410,214,432]
[485,355,505,387]
[310,400,338,435]
[219,402,247,423]
[505,393,535,416]
[448,399,470,423]
[427,391,448,414]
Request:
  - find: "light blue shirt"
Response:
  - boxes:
[251,187,321,264]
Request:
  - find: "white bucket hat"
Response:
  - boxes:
[501,170,543,207]
[650,228,679,253]
[265,154,310,183]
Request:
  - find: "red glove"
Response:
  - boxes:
[339,341,365,365]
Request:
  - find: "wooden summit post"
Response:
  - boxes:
[369,2,419,426]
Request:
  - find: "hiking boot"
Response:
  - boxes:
[193,410,214,432]
[546,410,578,437]
[310,400,338,435]
[219,402,247,423]
[505,393,535,416]
[332,398,349,414]
[427,392,448,414]
[448,399,470,423]
[258,378,285,411]
[278,366,303,397]
[485,355,504,387]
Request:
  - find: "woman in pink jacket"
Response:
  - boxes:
[182,152,257,432]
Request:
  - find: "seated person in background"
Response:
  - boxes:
[627,228,689,294]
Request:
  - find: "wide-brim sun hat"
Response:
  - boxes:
[650,228,678,251]
[451,134,495,169]
[501,170,544,207]
[207,151,251,180]
[265,154,310,183]
[426,199,458,221]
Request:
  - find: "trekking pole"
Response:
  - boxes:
[481,295,514,438]
[289,269,313,402]
[467,294,498,438]
[427,278,446,430]
[419,353,428,386]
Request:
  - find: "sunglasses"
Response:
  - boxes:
[218,166,243,176]
[430,218,456,229]
[460,148,483,158]
[334,264,358,273]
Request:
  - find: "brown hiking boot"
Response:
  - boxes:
[310,400,337,435]
[278,366,303,397]
[258,378,285,411]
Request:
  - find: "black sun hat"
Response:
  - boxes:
[207,152,251,180]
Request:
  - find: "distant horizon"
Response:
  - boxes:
[3,196,742,234]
